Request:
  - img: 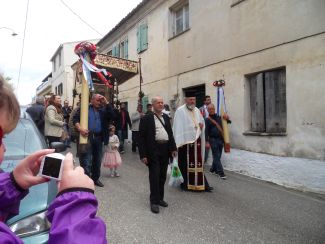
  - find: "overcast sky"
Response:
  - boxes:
[0,0,142,105]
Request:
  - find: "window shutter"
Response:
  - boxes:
[137,26,141,53]
[142,96,148,113]
[124,39,128,59]
[250,73,265,132]
[142,24,148,50]
[116,44,120,58]
[112,46,116,57]
[265,70,286,133]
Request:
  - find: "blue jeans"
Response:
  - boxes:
[79,135,103,181]
[209,137,224,173]
[117,129,127,151]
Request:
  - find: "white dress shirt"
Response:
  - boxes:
[154,114,169,141]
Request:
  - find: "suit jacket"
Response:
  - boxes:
[138,113,177,160]
[26,104,45,134]
[114,109,131,131]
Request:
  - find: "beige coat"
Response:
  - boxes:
[44,105,64,137]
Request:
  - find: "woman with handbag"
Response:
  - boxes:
[44,95,65,147]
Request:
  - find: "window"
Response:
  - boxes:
[170,1,189,37]
[137,23,148,53]
[57,83,63,96]
[248,68,286,133]
[112,38,128,59]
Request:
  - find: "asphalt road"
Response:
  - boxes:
[73,144,325,244]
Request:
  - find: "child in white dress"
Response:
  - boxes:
[102,125,122,177]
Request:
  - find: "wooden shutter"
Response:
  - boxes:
[265,69,286,133]
[112,46,116,57]
[115,43,120,58]
[137,26,141,53]
[124,39,128,59]
[142,24,148,50]
[142,96,148,113]
[250,73,265,132]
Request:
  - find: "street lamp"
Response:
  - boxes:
[0,27,18,36]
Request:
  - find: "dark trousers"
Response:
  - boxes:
[209,137,224,173]
[47,136,61,148]
[204,147,210,163]
[131,131,139,152]
[148,143,169,204]
[79,135,103,181]
[117,129,128,151]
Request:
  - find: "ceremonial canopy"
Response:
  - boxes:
[94,53,138,85]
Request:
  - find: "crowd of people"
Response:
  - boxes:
[0,71,231,240]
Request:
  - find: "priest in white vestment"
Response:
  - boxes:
[173,93,213,192]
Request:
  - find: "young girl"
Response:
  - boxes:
[102,125,122,177]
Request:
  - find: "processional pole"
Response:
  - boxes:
[213,79,231,153]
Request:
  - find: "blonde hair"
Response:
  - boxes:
[0,75,20,133]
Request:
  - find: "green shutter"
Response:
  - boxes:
[124,39,128,59]
[116,44,120,58]
[142,96,148,113]
[142,24,148,50]
[112,46,116,57]
[137,26,141,53]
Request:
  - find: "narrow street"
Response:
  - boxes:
[73,145,325,244]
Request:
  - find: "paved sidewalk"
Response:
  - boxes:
[206,148,325,194]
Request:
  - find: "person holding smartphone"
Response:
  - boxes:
[0,75,107,243]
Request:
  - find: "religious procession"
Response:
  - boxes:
[1,0,325,243]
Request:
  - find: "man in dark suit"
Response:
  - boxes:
[115,102,131,154]
[26,96,45,135]
[138,96,177,214]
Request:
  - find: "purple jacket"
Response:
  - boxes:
[0,172,107,243]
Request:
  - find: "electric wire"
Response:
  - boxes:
[60,0,103,36]
[16,0,29,91]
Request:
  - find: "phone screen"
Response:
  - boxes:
[42,156,62,178]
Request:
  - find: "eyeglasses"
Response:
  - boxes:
[0,126,3,147]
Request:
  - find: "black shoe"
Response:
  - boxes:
[209,168,215,174]
[150,204,159,214]
[205,186,214,192]
[218,172,227,180]
[159,200,168,207]
[94,180,104,187]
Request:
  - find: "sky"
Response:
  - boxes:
[0,0,142,105]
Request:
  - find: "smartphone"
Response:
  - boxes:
[38,153,65,181]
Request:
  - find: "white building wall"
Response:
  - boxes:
[98,0,325,160]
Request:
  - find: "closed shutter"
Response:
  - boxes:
[116,44,120,58]
[124,39,128,59]
[141,24,148,50]
[265,69,286,133]
[142,96,148,113]
[137,26,141,53]
[250,73,265,132]
[112,46,116,57]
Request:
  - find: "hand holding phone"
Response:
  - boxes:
[13,149,55,190]
[38,153,65,181]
